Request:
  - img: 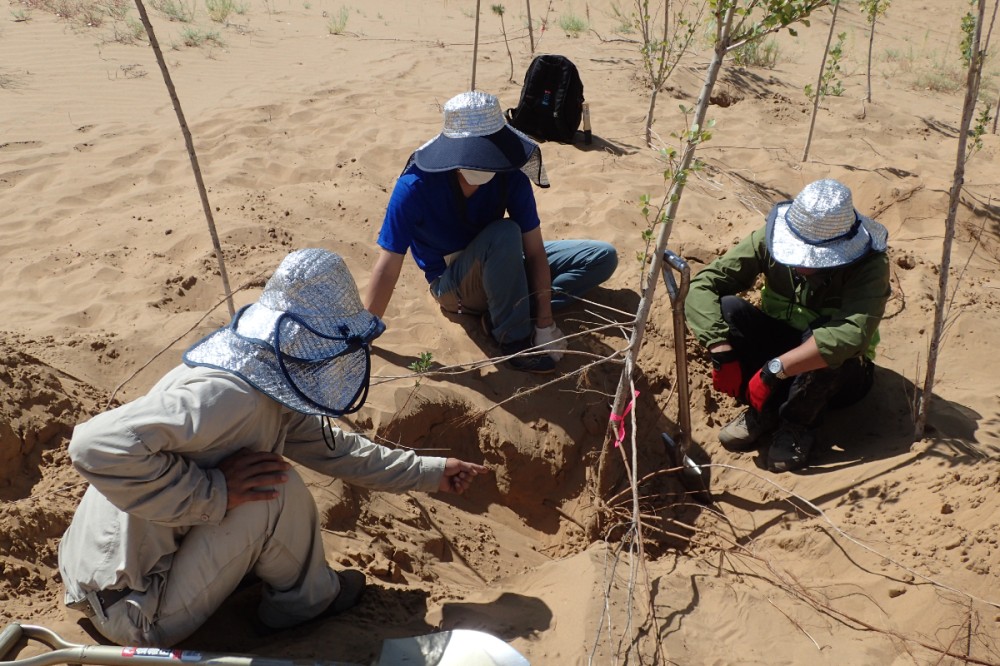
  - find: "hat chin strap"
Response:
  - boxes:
[272,312,373,417]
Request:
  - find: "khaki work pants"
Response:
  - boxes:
[89,469,339,646]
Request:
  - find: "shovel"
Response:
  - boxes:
[660,249,712,505]
[0,623,529,666]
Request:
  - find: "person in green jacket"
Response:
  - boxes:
[684,179,890,472]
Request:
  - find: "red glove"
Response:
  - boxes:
[747,368,774,412]
[711,351,742,398]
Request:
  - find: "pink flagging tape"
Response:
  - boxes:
[609,390,640,448]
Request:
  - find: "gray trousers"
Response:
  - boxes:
[89,469,339,646]
[430,220,619,344]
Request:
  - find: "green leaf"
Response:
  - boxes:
[408,351,434,374]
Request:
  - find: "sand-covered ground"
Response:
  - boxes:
[2,0,1000,663]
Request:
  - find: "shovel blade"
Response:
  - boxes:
[375,629,530,666]
[661,433,712,505]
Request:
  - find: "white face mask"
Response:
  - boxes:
[458,169,496,186]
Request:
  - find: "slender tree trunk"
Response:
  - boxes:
[526,0,535,54]
[989,0,999,132]
[993,90,999,133]
[664,0,670,47]
[915,0,987,439]
[642,0,672,147]
[865,14,876,102]
[471,0,482,90]
[802,0,841,162]
[644,87,659,147]
[499,15,514,82]
[133,0,234,317]
[595,2,736,502]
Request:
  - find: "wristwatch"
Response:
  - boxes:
[766,357,789,380]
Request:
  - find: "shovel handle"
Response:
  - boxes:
[0,624,361,666]
[1,624,528,666]
[660,249,692,450]
[661,249,690,311]
[0,624,23,661]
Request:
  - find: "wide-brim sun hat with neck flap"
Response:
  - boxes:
[413,91,549,188]
[767,178,888,269]
[184,248,385,417]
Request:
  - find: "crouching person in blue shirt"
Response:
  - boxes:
[364,91,618,374]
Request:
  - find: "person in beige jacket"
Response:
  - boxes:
[58,248,487,647]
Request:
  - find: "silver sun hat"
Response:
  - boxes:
[413,91,549,188]
[184,248,385,417]
[767,179,888,268]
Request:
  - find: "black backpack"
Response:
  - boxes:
[506,55,585,144]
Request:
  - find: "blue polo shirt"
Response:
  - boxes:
[376,165,541,283]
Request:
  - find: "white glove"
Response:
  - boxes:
[533,323,568,362]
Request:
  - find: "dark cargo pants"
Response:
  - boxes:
[720,295,874,427]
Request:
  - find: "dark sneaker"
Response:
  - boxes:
[500,337,556,374]
[718,408,776,451]
[768,423,816,472]
[325,569,366,614]
[254,569,366,636]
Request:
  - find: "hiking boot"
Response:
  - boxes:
[768,423,817,473]
[254,569,366,636]
[324,569,367,614]
[500,337,556,374]
[718,408,776,452]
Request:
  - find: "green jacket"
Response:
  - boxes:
[684,225,891,367]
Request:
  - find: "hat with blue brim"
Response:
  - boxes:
[414,91,549,188]
[767,179,888,269]
[184,248,385,418]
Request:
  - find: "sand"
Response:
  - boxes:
[2,0,999,663]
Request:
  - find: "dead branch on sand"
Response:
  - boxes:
[600,461,1000,663]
